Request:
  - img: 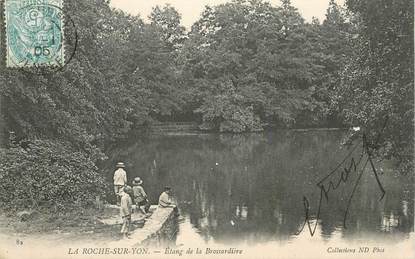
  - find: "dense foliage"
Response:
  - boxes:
[180,0,334,130]
[0,137,106,210]
[333,0,414,172]
[0,0,412,210]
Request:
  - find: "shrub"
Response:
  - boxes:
[0,139,107,211]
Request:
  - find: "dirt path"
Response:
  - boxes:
[0,205,148,246]
[0,210,148,259]
[0,206,160,259]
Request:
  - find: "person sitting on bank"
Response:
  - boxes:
[120,185,133,239]
[132,177,150,214]
[158,186,176,208]
[113,162,127,205]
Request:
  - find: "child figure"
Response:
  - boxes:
[120,185,133,239]
[132,177,151,214]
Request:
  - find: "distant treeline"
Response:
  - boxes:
[0,0,412,210]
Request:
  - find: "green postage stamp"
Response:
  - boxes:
[5,0,64,67]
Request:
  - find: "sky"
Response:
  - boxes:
[110,0,345,28]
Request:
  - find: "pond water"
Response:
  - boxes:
[104,130,414,245]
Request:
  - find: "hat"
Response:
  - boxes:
[123,185,132,194]
[132,177,143,185]
[116,162,125,168]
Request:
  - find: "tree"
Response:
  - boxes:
[0,0,145,210]
[179,0,330,131]
[307,0,354,126]
[335,0,414,172]
[149,4,187,51]
[324,0,345,26]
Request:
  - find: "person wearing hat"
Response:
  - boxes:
[113,162,127,205]
[132,177,150,214]
[119,185,133,239]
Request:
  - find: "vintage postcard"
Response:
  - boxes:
[0,0,413,259]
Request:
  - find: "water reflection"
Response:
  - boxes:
[103,130,414,244]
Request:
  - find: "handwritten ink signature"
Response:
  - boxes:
[296,120,388,236]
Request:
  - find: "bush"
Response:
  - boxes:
[0,139,107,211]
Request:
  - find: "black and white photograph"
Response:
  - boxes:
[0,0,413,258]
